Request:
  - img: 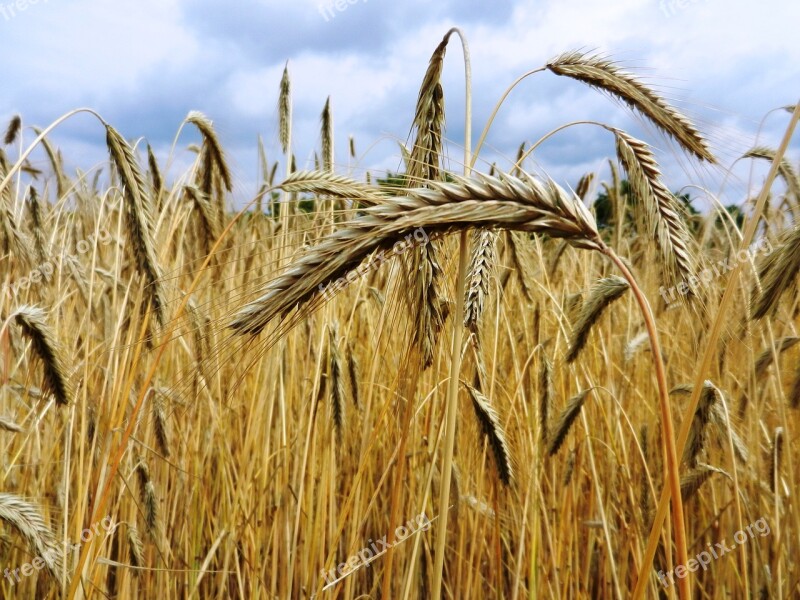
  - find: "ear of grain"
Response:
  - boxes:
[280,170,385,204]
[754,336,800,378]
[506,231,537,301]
[745,146,800,202]
[128,525,145,570]
[151,389,170,458]
[0,493,63,583]
[575,173,595,200]
[4,114,21,145]
[12,305,71,406]
[279,64,292,156]
[548,389,592,456]
[135,460,158,535]
[770,427,784,494]
[321,96,334,173]
[465,384,513,485]
[105,125,166,326]
[146,143,163,199]
[709,401,748,463]
[566,276,629,363]
[229,171,603,335]
[546,51,715,162]
[613,128,696,291]
[329,322,346,436]
[752,225,800,319]
[680,464,727,501]
[464,229,497,333]
[538,350,553,445]
[672,381,719,466]
[347,342,360,408]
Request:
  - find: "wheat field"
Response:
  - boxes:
[0,30,798,599]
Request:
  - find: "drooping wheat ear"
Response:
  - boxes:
[31,127,67,200]
[184,184,222,255]
[0,493,63,582]
[751,225,800,319]
[546,51,715,162]
[790,365,800,409]
[708,400,748,463]
[564,292,583,323]
[12,305,71,406]
[4,114,21,145]
[128,524,145,570]
[151,388,170,458]
[0,416,23,432]
[465,384,513,485]
[464,229,497,333]
[279,63,292,155]
[187,111,232,193]
[754,336,800,378]
[548,389,593,456]
[680,464,728,502]
[745,146,800,201]
[347,342,360,408]
[321,96,334,172]
[506,231,537,300]
[566,275,629,363]
[671,381,719,466]
[135,460,158,535]
[25,186,47,265]
[105,125,166,326]
[575,172,595,200]
[537,349,553,445]
[146,143,163,199]
[624,330,650,362]
[0,194,33,268]
[279,170,386,205]
[230,170,603,335]
[329,322,346,436]
[770,427,784,494]
[613,128,696,290]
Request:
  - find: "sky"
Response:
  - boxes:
[1,0,799,209]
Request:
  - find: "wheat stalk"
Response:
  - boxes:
[745,146,800,202]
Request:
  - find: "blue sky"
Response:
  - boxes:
[1,0,798,208]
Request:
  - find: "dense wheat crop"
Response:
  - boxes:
[0,30,798,599]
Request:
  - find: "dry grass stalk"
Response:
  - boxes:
[752,225,800,319]
[790,365,800,409]
[613,128,696,290]
[464,229,497,332]
[12,305,71,406]
[548,389,593,456]
[105,124,166,325]
[32,127,67,199]
[753,336,800,378]
[546,51,715,162]
[506,231,537,300]
[566,275,629,363]
[229,171,603,335]
[708,399,749,463]
[4,114,21,146]
[0,493,63,583]
[465,384,513,485]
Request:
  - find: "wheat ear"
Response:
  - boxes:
[12,305,71,406]
[548,389,593,456]
[751,225,800,319]
[465,384,513,485]
[566,275,629,363]
[0,493,63,582]
[546,51,715,162]
[4,114,21,145]
[230,171,602,335]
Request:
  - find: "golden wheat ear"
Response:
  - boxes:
[464,384,513,485]
[566,275,629,363]
[4,114,21,145]
[11,305,71,406]
[0,493,64,583]
[751,225,800,320]
[546,51,715,163]
[547,389,593,456]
